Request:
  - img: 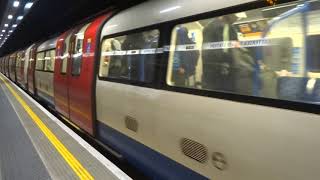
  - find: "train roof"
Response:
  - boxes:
[101,0,255,38]
[37,37,58,52]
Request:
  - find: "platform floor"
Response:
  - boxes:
[0,74,131,180]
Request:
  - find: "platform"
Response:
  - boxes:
[0,74,131,180]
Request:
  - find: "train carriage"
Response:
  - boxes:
[1,0,320,179]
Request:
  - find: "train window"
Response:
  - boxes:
[28,50,34,70]
[36,52,45,70]
[61,34,71,74]
[99,29,160,82]
[16,54,21,68]
[21,52,25,69]
[167,0,320,104]
[71,23,90,76]
[9,55,16,73]
[44,50,55,72]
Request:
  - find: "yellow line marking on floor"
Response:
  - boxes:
[0,75,94,180]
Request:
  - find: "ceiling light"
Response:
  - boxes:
[12,24,17,28]
[2,30,5,32]
[25,2,33,9]
[8,15,13,19]
[9,30,13,33]
[0,34,3,36]
[13,1,20,7]
[4,24,8,27]
[17,16,23,20]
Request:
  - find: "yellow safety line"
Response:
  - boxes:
[0,75,94,180]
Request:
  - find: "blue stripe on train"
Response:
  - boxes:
[96,121,208,180]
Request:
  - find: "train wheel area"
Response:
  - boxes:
[0,73,132,180]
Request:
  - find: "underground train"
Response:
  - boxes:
[1,0,320,179]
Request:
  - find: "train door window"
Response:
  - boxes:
[10,55,15,72]
[61,34,72,74]
[21,52,25,69]
[44,50,55,72]
[99,29,160,82]
[36,52,45,70]
[28,50,32,70]
[167,0,320,104]
[16,54,21,69]
[71,23,90,76]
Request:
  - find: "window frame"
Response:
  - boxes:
[98,25,164,88]
[44,49,56,72]
[35,48,55,73]
[60,41,68,75]
[71,23,91,77]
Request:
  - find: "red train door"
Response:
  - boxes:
[54,30,74,119]
[62,14,109,135]
[27,46,37,95]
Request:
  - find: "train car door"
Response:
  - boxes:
[5,56,8,77]
[27,46,37,95]
[66,14,109,135]
[20,51,26,87]
[54,30,74,119]
[9,54,17,82]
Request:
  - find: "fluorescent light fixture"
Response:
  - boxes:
[13,1,20,7]
[9,30,13,33]
[8,15,13,19]
[2,30,5,32]
[17,16,23,20]
[12,24,17,28]
[160,6,181,13]
[4,24,8,27]
[25,2,33,9]
[0,34,3,36]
